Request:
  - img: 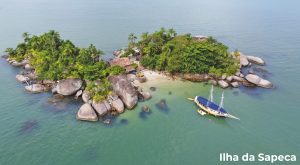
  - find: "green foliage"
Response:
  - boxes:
[86,79,112,103]
[5,30,123,102]
[131,63,138,70]
[106,66,126,76]
[132,28,239,76]
[5,30,111,81]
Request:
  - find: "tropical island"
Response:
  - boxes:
[3,28,273,123]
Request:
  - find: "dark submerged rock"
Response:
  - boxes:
[155,99,170,113]
[149,87,156,91]
[142,105,150,113]
[120,119,128,125]
[19,120,38,135]
[139,111,151,120]
[232,91,239,96]
[103,119,112,125]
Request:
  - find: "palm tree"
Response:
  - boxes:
[88,44,103,63]
[128,33,137,44]
[141,32,148,40]
[167,28,177,38]
[22,32,30,43]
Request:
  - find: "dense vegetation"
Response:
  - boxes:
[125,28,239,77]
[5,30,125,102]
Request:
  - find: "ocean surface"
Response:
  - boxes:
[0,0,300,164]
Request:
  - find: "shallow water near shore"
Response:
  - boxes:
[1,0,300,164]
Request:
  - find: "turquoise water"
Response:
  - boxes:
[1,0,300,164]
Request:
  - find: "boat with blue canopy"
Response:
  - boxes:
[189,86,240,120]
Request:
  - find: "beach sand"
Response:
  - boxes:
[133,70,176,88]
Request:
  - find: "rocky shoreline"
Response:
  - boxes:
[113,50,273,89]
[3,49,273,123]
[4,56,153,123]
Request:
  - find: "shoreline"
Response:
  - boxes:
[2,30,274,124]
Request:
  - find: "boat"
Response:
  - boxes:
[191,86,240,120]
[197,109,207,116]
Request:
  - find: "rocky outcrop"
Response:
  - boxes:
[24,64,34,70]
[245,74,273,88]
[92,100,111,116]
[247,56,265,65]
[138,90,152,100]
[239,53,249,67]
[11,59,29,67]
[226,76,233,82]
[25,84,46,93]
[82,90,91,103]
[25,71,37,80]
[76,103,98,121]
[232,75,245,82]
[109,75,138,109]
[231,82,239,88]
[11,61,23,67]
[111,98,125,113]
[42,80,55,85]
[142,105,150,112]
[16,74,29,83]
[57,78,82,96]
[218,80,229,88]
[75,90,83,98]
[138,76,147,83]
[181,73,210,82]
[51,86,57,94]
[209,80,218,86]
[127,74,137,82]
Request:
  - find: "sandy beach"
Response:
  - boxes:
[133,69,176,88]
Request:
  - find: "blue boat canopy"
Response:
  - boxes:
[196,96,228,114]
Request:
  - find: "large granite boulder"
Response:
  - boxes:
[138,90,152,100]
[75,90,83,97]
[246,56,265,65]
[231,82,240,88]
[232,76,245,82]
[182,73,210,82]
[109,75,138,109]
[76,103,98,121]
[82,90,91,103]
[127,74,137,82]
[16,74,29,83]
[226,76,233,82]
[209,79,218,86]
[57,78,82,96]
[11,61,23,67]
[42,80,55,85]
[239,53,249,67]
[111,98,125,113]
[92,100,111,116]
[11,59,29,67]
[245,74,273,88]
[25,84,46,93]
[24,64,34,70]
[218,80,229,88]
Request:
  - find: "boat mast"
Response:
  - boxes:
[218,91,224,110]
[210,85,214,102]
[207,85,214,106]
